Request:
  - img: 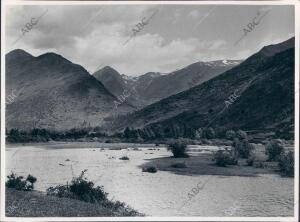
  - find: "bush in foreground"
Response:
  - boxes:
[47,170,107,203]
[265,139,284,161]
[278,151,294,177]
[142,166,157,173]
[167,140,189,158]
[6,172,37,191]
[213,150,238,167]
[46,170,140,215]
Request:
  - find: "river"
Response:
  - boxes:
[5,143,294,217]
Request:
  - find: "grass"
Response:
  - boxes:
[6,170,143,217]
[6,189,143,217]
[170,162,187,168]
[140,152,276,177]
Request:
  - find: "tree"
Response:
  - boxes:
[167,139,189,158]
[265,139,284,161]
[236,130,247,139]
[194,128,202,140]
[278,151,294,177]
[232,138,254,158]
[124,127,131,139]
[226,130,236,140]
[205,127,215,139]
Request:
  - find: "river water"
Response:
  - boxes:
[5,143,294,217]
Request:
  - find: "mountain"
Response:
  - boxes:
[6,50,133,130]
[133,60,241,106]
[93,67,142,108]
[109,37,295,138]
[93,66,127,98]
[93,60,241,108]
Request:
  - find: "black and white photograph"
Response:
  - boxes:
[1,0,299,221]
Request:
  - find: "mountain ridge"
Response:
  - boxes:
[106,37,294,139]
[93,59,242,108]
[5,50,133,130]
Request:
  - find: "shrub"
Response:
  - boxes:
[265,139,284,161]
[233,138,254,158]
[246,154,255,166]
[142,166,157,173]
[6,172,37,191]
[278,151,294,177]
[194,128,203,140]
[170,162,187,168]
[26,174,37,184]
[119,156,129,160]
[204,127,215,139]
[201,138,211,145]
[213,150,237,167]
[47,170,108,203]
[236,130,248,139]
[254,161,265,168]
[46,170,140,215]
[225,130,236,140]
[167,140,188,158]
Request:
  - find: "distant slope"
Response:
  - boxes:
[134,60,241,106]
[93,60,241,108]
[93,66,127,98]
[6,50,133,130]
[109,37,294,138]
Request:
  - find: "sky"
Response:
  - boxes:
[5,4,294,76]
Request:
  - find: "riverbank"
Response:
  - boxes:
[6,188,143,217]
[140,153,279,177]
[5,141,160,149]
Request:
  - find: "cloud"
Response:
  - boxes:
[188,10,201,19]
[5,5,294,76]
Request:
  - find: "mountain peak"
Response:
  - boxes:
[6,49,34,61]
[93,65,126,97]
[34,52,75,67]
[101,66,118,72]
[37,52,69,61]
[93,66,121,78]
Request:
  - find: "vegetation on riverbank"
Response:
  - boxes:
[167,139,189,158]
[141,144,293,177]
[140,131,294,177]
[6,188,142,217]
[5,127,294,145]
[6,172,37,191]
[6,171,142,217]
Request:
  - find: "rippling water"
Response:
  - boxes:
[6,143,294,216]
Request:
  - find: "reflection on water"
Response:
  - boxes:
[6,144,294,216]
